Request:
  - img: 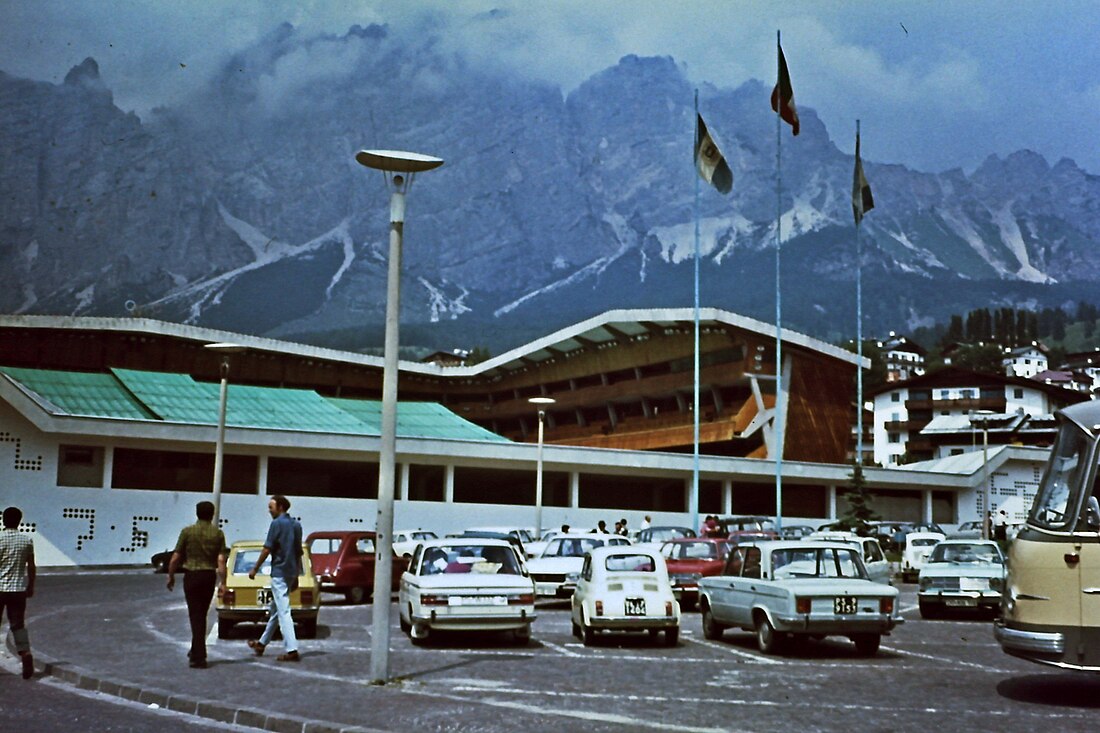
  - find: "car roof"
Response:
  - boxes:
[737,540,858,551]
[418,537,516,548]
[587,545,660,559]
[908,532,945,539]
[305,530,374,539]
[663,536,728,544]
[936,538,997,546]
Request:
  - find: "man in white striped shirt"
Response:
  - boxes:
[0,506,36,679]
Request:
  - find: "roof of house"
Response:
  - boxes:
[867,366,1090,404]
[0,365,508,441]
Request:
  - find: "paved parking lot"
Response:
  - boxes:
[6,570,1100,732]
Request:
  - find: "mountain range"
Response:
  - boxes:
[3,22,1099,355]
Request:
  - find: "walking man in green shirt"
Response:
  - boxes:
[167,500,228,669]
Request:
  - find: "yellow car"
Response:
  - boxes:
[216,540,321,639]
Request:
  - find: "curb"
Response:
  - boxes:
[6,638,384,733]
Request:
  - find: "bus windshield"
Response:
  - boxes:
[1030,421,1091,530]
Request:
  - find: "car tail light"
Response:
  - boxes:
[223,588,236,605]
[880,597,894,614]
[508,593,535,605]
[299,589,314,605]
[665,601,673,616]
[595,600,604,616]
[796,597,811,614]
[421,594,449,606]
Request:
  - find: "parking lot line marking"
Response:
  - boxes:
[683,635,785,664]
[879,644,1013,672]
[539,639,583,657]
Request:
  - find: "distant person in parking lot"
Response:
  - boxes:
[166,500,227,669]
[560,524,570,534]
[617,518,629,536]
[247,495,303,662]
[593,520,609,534]
[993,510,1009,544]
[703,515,720,537]
[0,506,35,679]
[640,515,652,530]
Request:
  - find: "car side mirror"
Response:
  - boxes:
[1086,496,1100,531]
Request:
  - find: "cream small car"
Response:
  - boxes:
[571,545,680,646]
[399,538,537,645]
[216,540,320,639]
[901,532,945,582]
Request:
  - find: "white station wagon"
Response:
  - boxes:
[571,545,680,646]
[527,533,632,598]
[698,540,903,656]
[398,538,537,645]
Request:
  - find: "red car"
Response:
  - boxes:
[660,537,734,608]
[305,531,409,604]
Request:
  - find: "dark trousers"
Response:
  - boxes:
[183,570,216,661]
[0,591,30,653]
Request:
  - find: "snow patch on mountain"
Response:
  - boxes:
[418,277,472,322]
[327,220,356,298]
[652,216,748,264]
[218,202,290,261]
[74,284,95,313]
[886,229,947,271]
[991,203,1052,283]
[494,238,636,317]
[939,207,1011,278]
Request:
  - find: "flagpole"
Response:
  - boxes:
[855,119,864,468]
[691,89,701,535]
[773,29,784,531]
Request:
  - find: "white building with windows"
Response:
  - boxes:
[877,333,926,383]
[1003,344,1048,379]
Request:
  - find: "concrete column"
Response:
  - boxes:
[922,489,933,523]
[569,472,580,508]
[722,479,733,515]
[445,464,455,503]
[256,455,268,495]
[827,484,838,520]
[102,446,114,489]
[398,462,409,501]
[683,477,692,514]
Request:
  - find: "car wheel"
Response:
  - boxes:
[852,633,881,656]
[513,624,531,646]
[582,614,596,647]
[345,586,367,604]
[298,618,318,639]
[216,618,235,639]
[399,609,411,634]
[701,605,725,641]
[664,627,679,647]
[755,614,783,655]
[571,619,582,640]
[410,622,430,646]
[918,600,940,620]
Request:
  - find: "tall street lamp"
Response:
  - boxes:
[205,342,245,526]
[529,397,556,539]
[970,409,995,538]
[355,149,443,685]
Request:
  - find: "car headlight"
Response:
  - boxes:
[918,577,932,591]
[989,577,1004,591]
[566,572,580,583]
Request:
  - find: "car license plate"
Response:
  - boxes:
[257,588,272,606]
[834,596,858,614]
[625,597,646,616]
[946,598,977,607]
[448,595,507,606]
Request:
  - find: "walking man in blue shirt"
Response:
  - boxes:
[246,495,302,662]
[1,506,36,679]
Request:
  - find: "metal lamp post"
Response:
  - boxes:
[529,397,556,540]
[970,409,995,538]
[204,342,245,526]
[355,149,443,685]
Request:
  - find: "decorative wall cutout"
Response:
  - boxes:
[0,431,44,471]
[18,522,36,534]
[62,507,95,551]
[122,515,159,553]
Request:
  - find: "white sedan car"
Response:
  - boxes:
[398,538,537,645]
[571,545,680,646]
[392,529,438,558]
[901,532,945,582]
[527,534,631,598]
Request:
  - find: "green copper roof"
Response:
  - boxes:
[1,366,508,442]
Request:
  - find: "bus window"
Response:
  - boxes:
[1030,423,1090,530]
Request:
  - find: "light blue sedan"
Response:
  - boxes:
[698,540,903,656]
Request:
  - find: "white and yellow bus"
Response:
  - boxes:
[995,400,1100,670]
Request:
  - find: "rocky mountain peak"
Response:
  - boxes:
[63,57,105,88]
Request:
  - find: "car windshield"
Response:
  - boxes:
[929,543,1002,565]
[412,532,436,540]
[233,549,270,576]
[771,547,866,580]
[307,538,340,555]
[419,544,522,576]
[910,538,939,547]
[642,528,690,543]
[605,553,657,572]
[355,537,375,553]
[543,538,605,557]
[663,541,725,560]
[1030,420,1091,530]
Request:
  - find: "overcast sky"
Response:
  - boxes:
[3,1,1099,174]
